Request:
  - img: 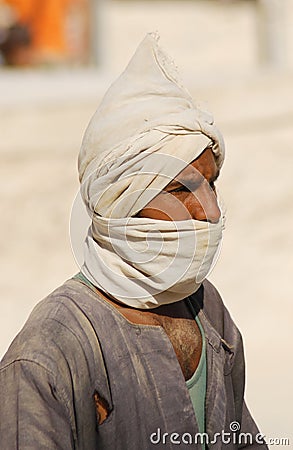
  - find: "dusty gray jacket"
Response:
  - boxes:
[0,277,267,449]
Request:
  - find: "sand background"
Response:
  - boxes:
[1,0,293,446]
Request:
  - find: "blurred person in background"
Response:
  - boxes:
[0,34,268,449]
[0,0,88,65]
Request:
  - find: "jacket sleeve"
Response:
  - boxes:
[0,359,74,449]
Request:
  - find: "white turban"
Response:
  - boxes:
[78,32,225,218]
[76,33,226,308]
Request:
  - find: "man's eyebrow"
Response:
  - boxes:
[166,179,184,188]
[167,167,220,188]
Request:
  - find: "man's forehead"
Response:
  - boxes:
[176,149,219,181]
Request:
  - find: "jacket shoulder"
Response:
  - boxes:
[0,278,98,372]
[202,279,226,330]
[202,279,243,347]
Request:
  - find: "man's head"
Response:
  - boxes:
[73,34,226,308]
[78,33,225,220]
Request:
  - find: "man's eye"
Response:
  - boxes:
[170,185,190,194]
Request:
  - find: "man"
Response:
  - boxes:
[0,34,267,449]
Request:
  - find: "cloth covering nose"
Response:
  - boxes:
[75,33,226,308]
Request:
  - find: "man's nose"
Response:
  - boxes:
[191,183,221,223]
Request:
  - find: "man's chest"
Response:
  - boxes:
[117,307,202,380]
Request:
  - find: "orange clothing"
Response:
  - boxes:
[6,0,70,54]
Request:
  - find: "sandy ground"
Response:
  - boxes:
[1,0,293,447]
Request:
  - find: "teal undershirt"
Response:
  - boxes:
[74,273,206,446]
[185,302,207,450]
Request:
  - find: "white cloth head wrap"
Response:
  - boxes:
[77,33,226,309]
